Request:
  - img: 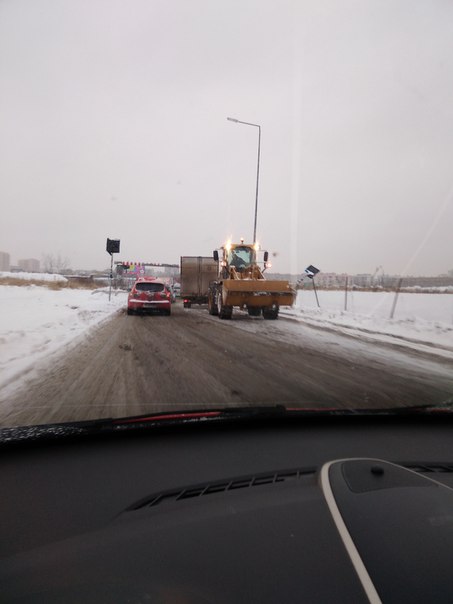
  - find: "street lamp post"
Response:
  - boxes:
[227,117,261,244]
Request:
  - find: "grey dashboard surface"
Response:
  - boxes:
[1,416,453,603]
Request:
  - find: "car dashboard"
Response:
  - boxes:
[1,414,453,603]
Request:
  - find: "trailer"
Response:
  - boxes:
[180,256,218,308]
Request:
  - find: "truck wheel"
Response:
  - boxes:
[263,304,279,320]
[217,291,232,320]
[208,291,218,315]
[127,308,134,316]
[247,307,262,317]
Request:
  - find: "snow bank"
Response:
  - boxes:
[0,271,68,283]
[0,285,127,396]
[283,290,453,354]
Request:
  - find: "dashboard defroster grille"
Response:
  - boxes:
[126,462,453,513]
[127,467,317,511]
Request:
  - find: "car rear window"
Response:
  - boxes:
[135,282,165,292]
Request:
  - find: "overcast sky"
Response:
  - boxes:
[1,0,453,275]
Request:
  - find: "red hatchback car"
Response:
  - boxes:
[127,278,172,316]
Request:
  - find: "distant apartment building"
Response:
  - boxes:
[351,274,374,288]
[399,276,453,288]
[18,258,40,273]
[314,272,349,288]
[298,270,453,290]
[0,251,10,271]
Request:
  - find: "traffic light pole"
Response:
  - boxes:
[109,254,114,302]
[106,238,121,302]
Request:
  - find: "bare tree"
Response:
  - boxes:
[42,253,71,274]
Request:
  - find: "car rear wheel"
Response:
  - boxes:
[127,308,134,316]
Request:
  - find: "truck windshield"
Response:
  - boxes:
[228,247,255,268]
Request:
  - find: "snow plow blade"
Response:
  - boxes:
[222,279,296,308]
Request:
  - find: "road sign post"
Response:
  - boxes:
[304,265,320,308]
[106,238,120,301]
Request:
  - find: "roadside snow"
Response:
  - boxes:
[0,285,126,396]
[282,290,453,355]
[0,271,68,283]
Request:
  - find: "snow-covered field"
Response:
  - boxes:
[0,270,68,283]
[0,284,126,396]
[284,290,453,354]
[294,289,453,322]
[1,283,452,399]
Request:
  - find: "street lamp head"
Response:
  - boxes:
[227,117,239,123]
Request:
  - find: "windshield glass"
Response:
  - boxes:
[1,0,453,429]
[228,247,255,268]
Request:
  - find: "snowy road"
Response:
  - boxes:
[1,301,452,427]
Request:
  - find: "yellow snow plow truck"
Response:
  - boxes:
[207,240,296,320]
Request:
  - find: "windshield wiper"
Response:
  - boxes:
[1,402,452,445]
[385,399,453,414]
